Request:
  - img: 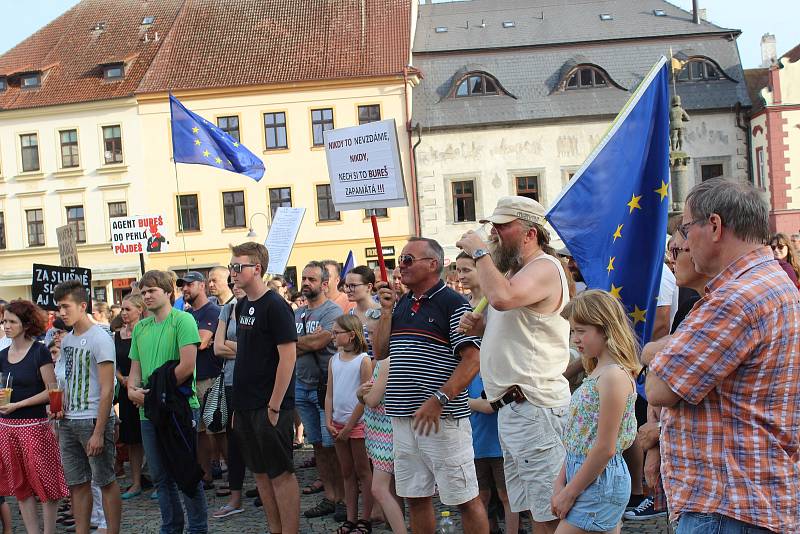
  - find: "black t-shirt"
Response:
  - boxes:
[115,332,132,376]
[233,290,298,411]
[190,301,223,380]
[0,342,52,419]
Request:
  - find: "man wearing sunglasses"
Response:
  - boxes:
[455,195,571,534]
[643,179,800,534]
[372,237,488,534]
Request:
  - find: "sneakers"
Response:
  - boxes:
[212,504,244,519]
[304,497,336,518]
[626,494,646,511]
[623,497,667,521]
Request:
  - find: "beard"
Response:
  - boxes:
[490,236,524,273]
[302,286,320,300]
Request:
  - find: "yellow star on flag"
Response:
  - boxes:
[627,194,642,213]
[202,149,210,158]
[607,256,615,275]
[628,305,647,326]
[233,142,239,147]
[609,284,623,299]
[654,180,669,202]
[194,138,201,146]
[612,224,623,243]
[214,156,222,164]
[192,127,199,134]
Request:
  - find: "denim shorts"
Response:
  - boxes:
[58,416,117,487]
[564,452,630,532]
[295,381,334,448]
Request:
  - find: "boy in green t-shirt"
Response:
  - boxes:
[127,270,207,532]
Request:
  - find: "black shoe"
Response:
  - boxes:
[626,493,646,511]
[245,488,259,498]
[141,476,154,490]
[253,497,262,508]
[304,497,336,518]
[623,497,667,521]
[334,501,347,522]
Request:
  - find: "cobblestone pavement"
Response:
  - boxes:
[8,448,669,533]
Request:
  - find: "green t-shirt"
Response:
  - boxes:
[129,308,200,419]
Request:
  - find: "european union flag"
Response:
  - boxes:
[546,57,670,343]
[170,94,265,181]
[342,250,355,279]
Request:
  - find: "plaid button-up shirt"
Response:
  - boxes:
[650,247,800,532]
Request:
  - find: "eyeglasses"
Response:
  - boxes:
[677,219,703,239]
[228,263,256,273]
[343,283,366,292]
[398,254,435,267]
[669,247,688,261]
[331,329,350,335]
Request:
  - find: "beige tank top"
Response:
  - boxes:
[481,253,572,407]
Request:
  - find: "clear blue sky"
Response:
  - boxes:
[1,0,798,69]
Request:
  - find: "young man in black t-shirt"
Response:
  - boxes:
[229,242,299,534]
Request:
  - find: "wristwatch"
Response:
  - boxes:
[365,308,382,320]
[433,390,450,406]
[472,248,490,261]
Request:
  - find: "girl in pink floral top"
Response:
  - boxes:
[551,290,641,533]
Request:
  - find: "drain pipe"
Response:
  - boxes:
[403,67,421,237]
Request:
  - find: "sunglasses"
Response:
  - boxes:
[228,263,257,273]
[398,254,435,267]
[669,247,687,261]
[770,243,788,251]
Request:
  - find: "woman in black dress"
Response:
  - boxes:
[115,294,145,499]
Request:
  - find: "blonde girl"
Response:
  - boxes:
[551,290,641,533]
[325,314,374,534]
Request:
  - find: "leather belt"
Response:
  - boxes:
[489,385,526,412]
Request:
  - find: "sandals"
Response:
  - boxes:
[336,521,356,534]
[298,456,316,469]
[354,519,372,533]
[301,480,324,495]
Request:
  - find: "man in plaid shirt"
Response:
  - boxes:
[643,179,800,534]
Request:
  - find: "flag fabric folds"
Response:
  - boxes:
[170,94,265,181]
[342,250,355,279]
[546,57,670,344]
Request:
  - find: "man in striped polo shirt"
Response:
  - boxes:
[373,237,488,534]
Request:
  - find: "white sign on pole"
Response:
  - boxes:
[265,207,306,275]
[110,215,169,254]
[323,118,408,211]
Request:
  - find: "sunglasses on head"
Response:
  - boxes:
[228,263,257,273]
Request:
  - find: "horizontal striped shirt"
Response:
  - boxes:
[385,280,480,418]
[650,247,800,533]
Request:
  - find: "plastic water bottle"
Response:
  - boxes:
[438,510,456,533]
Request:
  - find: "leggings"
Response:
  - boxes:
[225,386,246,491]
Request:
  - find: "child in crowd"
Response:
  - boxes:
[551,290,640,533]
[358,357,406,534]
[325,315,374,534]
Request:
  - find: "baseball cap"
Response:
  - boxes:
[176,271,205,287]
[480,195,546,225]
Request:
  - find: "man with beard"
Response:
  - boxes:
[294,262,346,520]
[178,271,222,490]
[457,196,571,534]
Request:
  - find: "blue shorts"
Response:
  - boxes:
[295,381,334,448]
[565,452,630,532]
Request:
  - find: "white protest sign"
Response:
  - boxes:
[110,214,169,254]
[323,119,408,211]
[265,207,305,275]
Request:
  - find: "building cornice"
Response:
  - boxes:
[0,96,138,120]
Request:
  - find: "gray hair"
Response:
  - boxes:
[321,259,341,277]
[686,179,769,244]
[304,261,330,283]
[409,237,444,274]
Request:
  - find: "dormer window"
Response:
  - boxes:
[142,16,155,25]
[677,58,721,82]
[103,64,124,80]
[455,73,500,97]
[20,73,41,89]
[0,77,6,92]
[566,66,608,89]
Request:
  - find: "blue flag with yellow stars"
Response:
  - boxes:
[546,57,670,343]
[170,94,265,181]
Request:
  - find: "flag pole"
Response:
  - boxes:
[367,209,388,282]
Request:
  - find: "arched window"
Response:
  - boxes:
[677,59,721,82]
[565,66,609,89]
[455,73,501,97]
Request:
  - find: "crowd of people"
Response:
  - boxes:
[0,178,798,534]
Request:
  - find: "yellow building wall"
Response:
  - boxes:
[0,98,147,301]
[136,78,416,280]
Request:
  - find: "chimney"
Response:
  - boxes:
[761,33,777,67]
[692,0,700,24]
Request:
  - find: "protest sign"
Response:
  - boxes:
[110,215,169,254]
[56,224,80,267]
[32,264,92,311]
[323,119,408,211]
[265,207,305,275]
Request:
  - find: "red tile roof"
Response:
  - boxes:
[136,0,412,93]
[0,0,184,110]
